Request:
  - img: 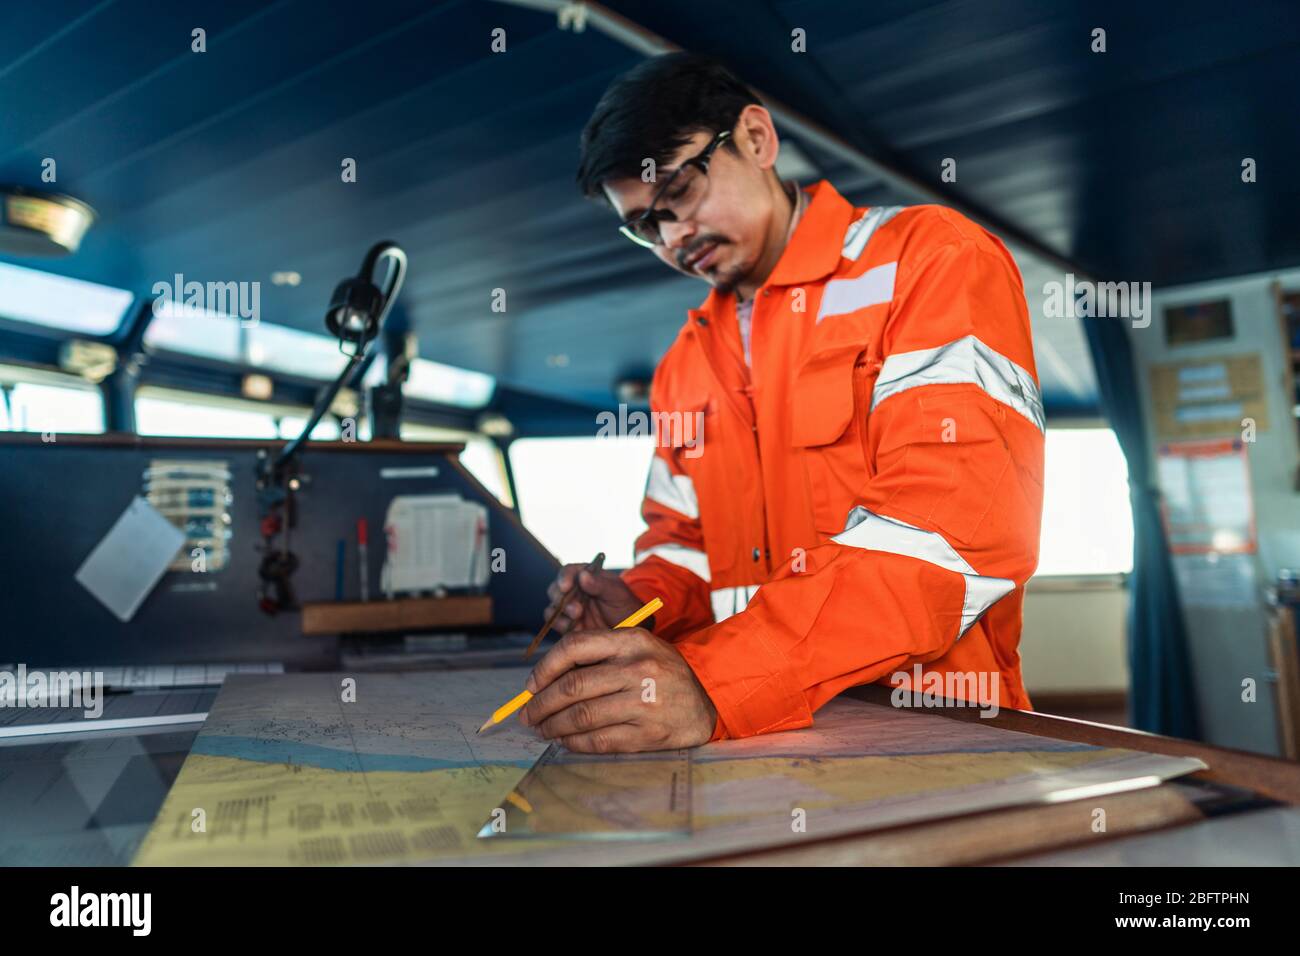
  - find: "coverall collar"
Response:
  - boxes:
[764,178,855,288]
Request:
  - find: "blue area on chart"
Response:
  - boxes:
[192,735,534,772]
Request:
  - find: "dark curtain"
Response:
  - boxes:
[1081,314,1201,739]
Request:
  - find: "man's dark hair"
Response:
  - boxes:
[576,53,761,201]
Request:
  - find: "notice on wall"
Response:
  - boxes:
[1171,553,1260,610]
[1156,439,1256,555]
[74,497,186,622]
[1148,354,1268,439]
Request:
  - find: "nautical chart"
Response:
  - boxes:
[134,671,1206,866]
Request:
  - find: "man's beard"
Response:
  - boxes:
[711,263,747,295]
[675,234,749,293]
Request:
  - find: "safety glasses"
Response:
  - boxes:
[618,129,731,248]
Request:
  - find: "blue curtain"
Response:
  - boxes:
[1081,315,1201,739]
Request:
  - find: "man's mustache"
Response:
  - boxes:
[676,234,728,270]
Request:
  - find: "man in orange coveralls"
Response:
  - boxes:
[519,53,1045,752]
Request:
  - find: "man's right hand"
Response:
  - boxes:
[544,563,645,636]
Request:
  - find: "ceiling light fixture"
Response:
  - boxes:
[0,187,96,256]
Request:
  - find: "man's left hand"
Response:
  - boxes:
[519,628,717,753]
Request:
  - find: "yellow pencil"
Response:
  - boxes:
[476,597,663,734]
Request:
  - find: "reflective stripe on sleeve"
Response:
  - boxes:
[645,454,700,519]
[710,584,762,623]
[635,543,711,584]
[832,506,1015,638]
[870,333,1045,432]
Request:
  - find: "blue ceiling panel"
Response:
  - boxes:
[2,0,1296,420]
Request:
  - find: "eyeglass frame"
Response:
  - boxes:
[618,129,733,248]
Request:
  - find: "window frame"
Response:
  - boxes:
[0,360,107,434]
[1033,418,1135,582]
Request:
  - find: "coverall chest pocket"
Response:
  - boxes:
[791,340,875,535]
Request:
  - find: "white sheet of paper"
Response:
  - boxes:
[74,497,186,622]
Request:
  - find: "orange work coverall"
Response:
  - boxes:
[621,179,1045,741]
